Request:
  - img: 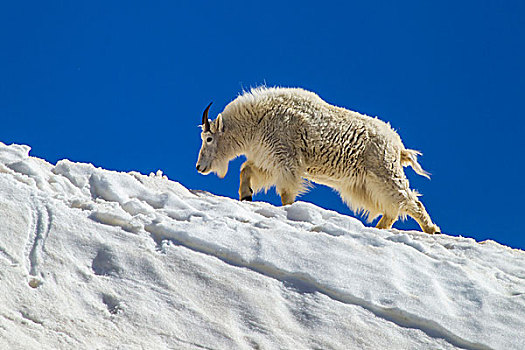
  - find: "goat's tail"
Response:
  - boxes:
[401,149,431,179]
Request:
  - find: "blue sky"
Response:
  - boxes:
[1,1,524,249]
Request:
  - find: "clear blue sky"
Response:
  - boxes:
[1,1,524,249]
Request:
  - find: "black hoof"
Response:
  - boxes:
[241,195,252,201]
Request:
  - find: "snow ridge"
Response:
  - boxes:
[146,218,491,350]
[1,142,524,350]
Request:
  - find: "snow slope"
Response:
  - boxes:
[0,142,524,350]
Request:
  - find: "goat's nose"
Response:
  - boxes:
[196,164,201,172]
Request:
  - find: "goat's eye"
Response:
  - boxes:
[206,137,213,143]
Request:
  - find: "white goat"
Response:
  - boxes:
[196,87,440,233]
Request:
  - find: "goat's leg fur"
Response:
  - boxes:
[276,175,303,205]
[239,162,256,201]
[368,168,440,234]
[239,161,275,201]
[279,189,297,205]
[276,167,303,206]
[376,215,397,229]
[404,199,441,234]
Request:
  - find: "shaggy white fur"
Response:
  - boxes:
[196,87,440,233]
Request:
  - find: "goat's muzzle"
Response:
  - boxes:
[196,163,209,174]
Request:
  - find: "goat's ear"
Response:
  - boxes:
[216,114,225,133]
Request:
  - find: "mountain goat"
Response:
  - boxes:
[196,87,440,234]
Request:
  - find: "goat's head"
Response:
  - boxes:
[196,102,229,178]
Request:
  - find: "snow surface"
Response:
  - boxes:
[0,142,524,350]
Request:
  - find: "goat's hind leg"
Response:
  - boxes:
[405,198,441,234]
[376,214,397,229]
[372,171,439,234]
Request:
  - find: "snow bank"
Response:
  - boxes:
[0,142,524,350]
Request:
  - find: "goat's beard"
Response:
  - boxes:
[215,161,229,179]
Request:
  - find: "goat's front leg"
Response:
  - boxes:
[279,189,297,206]
[239,161,274,202]
[276,168,303,206]
[239,161,256,201]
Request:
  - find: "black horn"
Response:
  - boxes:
[202,102,212,132]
